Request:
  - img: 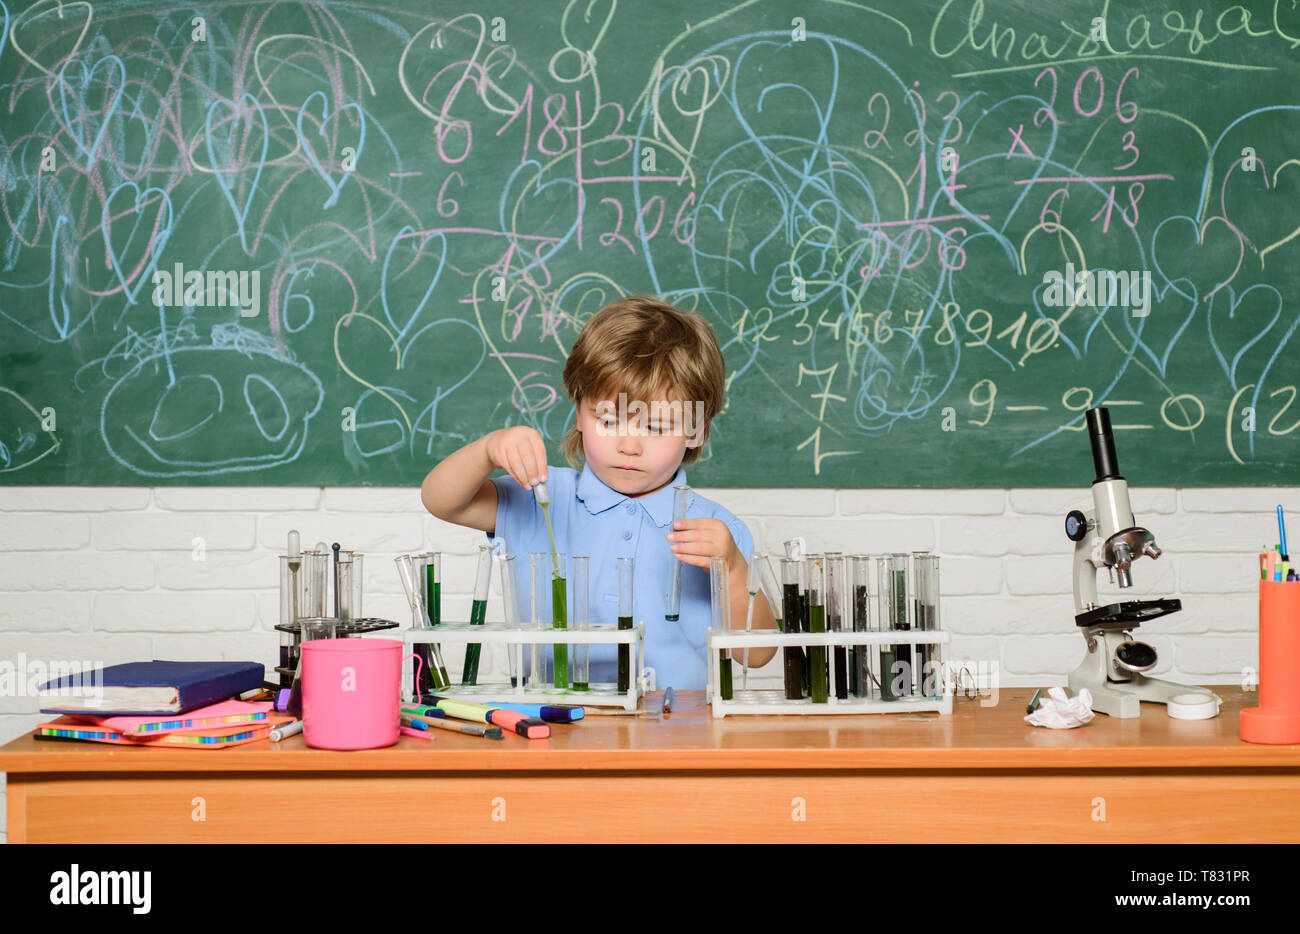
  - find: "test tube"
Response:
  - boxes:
[664,485,690,621]
[913,553,940,697]
[779,558,804,699]
[530,552,549,689]
[278,555,298,688]
[335,551,362,624]
[497,553,519,686]
[396,554,447,695]
[784,539,811,694]
[618,557,634,693]
[878,554,911,699]
[710,556,733,700]
[825,552,848,700]
[464,544,492,684]
[572,556,589,691]
[805,555,828,703]
[850,555,872,698]
[419,552,450,689]
[551,553,569,689]
[301,550,329,619]
[287,616,337,718]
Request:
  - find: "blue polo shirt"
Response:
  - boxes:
[490,463,755,690]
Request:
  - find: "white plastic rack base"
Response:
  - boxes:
[707,629,954,718]
[404,621,646,710]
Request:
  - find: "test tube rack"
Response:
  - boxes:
[705,629,953,718]
[404,621,647,710]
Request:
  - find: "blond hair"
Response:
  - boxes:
[561,297,725,466]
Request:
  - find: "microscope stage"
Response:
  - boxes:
[1074,598,1182,628]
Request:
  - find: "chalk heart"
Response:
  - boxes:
[1225,157,1300,265]
[9,0,91,77]
[295,90,364,209]
[379,228,446,344]
[335,312,484,454]
[204,93,268,245]
[1122,277,1198,379]
[55,53,125,167]
[101,182,173,305]
[1206,284,1283,389]
[1150,214,1245,303]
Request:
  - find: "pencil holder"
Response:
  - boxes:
[1240,580,1300,744]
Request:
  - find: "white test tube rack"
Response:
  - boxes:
[404,621,647,710]
[706,628,954,718]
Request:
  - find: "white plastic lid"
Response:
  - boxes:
[1167,693,1220,719]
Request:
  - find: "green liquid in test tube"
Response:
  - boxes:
[463,544,492,685]
[534,483,568,690]
[422,552,450,690]
[664,485,690,621]
[618,557,634,693]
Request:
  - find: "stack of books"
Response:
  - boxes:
[35,660,289,749]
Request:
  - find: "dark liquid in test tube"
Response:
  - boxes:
[852,583,869,697]
[781,583,804,699]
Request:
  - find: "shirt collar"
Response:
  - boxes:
[575,463,688,527]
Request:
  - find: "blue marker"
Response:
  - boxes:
[1279,505,1290,559]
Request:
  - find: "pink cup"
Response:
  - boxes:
[301,638,411,750]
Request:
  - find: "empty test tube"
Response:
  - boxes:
[497,552,519,686]
[531,552,549,689]
[664,486,690,621]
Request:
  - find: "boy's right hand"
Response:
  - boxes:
[484,427,549,490]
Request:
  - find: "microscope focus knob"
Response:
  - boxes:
[1065,510,1089,542]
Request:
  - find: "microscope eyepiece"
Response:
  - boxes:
[1086,407,1122,483]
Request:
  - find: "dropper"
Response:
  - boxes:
[535,481,559,577]
[286,530,301,622]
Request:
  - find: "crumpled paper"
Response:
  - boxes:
[1024,687,1095,728]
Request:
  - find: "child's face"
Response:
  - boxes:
[576,396,701,497]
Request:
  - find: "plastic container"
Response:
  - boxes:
[1240,581,1300,744]
[302,638,410,750]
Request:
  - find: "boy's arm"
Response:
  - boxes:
[420,427,549,535]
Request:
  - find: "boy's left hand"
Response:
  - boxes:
[667,518,741,569]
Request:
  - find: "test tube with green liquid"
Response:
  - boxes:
[878,553,910,699]
[825,552,848,700]
[617,557,634,693]
[805,555,828,703]
[423,552,450,688]
[710,555,733,700]
[850,555,872,698]
[551,554,569,690]
[664,485,690,621]
[463,544,492,684]
[571,555,589,691]
[779,557,804,700]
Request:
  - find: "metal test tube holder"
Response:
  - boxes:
[706,628,953,718]
[404,622,647,710]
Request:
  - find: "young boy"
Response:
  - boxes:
[421,296,776,691]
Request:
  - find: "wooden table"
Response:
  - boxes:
[3,688,1297,842]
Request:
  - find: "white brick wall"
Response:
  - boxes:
[0,484,1292,844]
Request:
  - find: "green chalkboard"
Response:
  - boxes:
[2,0,1299,486]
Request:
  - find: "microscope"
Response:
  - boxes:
[1063,408,1220,718]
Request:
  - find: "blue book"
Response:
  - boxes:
[38,660,264,715]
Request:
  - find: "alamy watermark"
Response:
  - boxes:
[152,262,260,317]
[595,393,707,444]
[1,653,104,699]
[1041,262,1151,317]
